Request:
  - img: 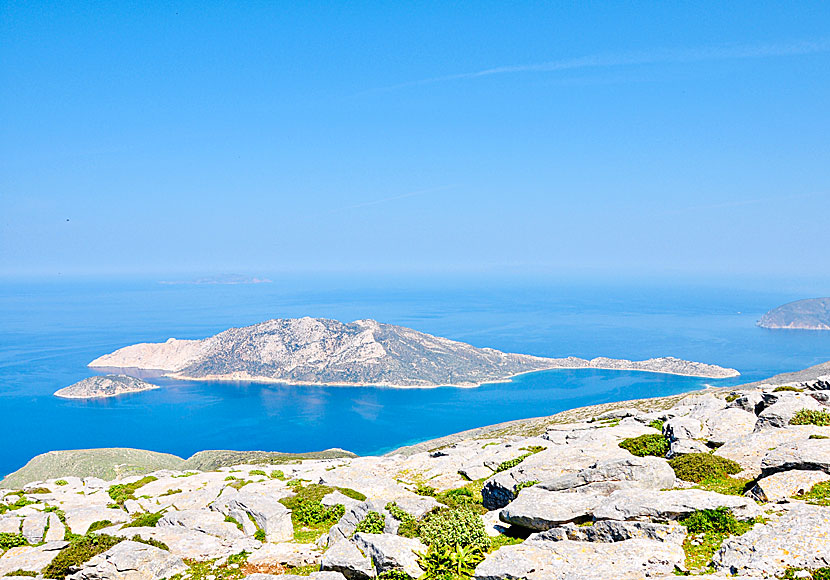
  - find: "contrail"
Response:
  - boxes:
[362,39,830,94]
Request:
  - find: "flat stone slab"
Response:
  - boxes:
[320,539,374,580]
[761,438,830,476]
[473,538,685,580]
[713,503,830,576]
[247,542,322,567]
[592,489,762,522]
[537,456,676,493]
[0,541,68,576]
[531,520,686,544]
[749,469,830,502]
[500,488,603,531]
[67,540,187,580]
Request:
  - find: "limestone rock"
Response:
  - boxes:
[499,488,602,530]
[64,506,130,535]
[353,532,425,578]
[705,408,757,446]
[531,520,686,544]
[158,509,245,540]
[592,489,762,522]
[0,541,68,576]
[664,416,705,441]
[226,492,293,542]
[320,539,374,580]
[668,438,711,458]
[713,503,830,576]
[0,514,21,533]
[67,540,187,580]
[112,526,258,561]
[44,512,65,542]
[756,393,826,430]
[749,470,830,502]
[727,392,764,414]
[761,438,830,476]
[247,542,322,568]
[21,512,48,543]
[537,456,676,493]
[473,538,685,580]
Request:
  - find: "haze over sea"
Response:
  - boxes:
[2,274,829,477]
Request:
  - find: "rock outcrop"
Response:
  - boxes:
[53,375,159,399]
[88,317,739,387]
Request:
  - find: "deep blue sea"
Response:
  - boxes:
[1,275,829,477]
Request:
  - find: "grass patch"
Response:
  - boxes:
[773,385,804,392]
[790,409,830,426]
[168,552,250,580]
[278,483,359,542]
[354,511,385,535]
[270,470,285,480]
[107,476,157,507]
[669,453,741,483]
[725,393,740,403]
[44,534,123,579]
[25,487,50,494]
[802,481,830,506]
[810,434,829,440]
[782,568,830,580]
[122,511,164,528]
[648,419,665,431]
[86,520,113,533]
[619,433,669,458]
[679,508,759,573]
[5,571,37,577]
[695,474,754,496]
[494,447,545,473]
[514,480,539,495]
[249,469,267,476]
[0,533,27,551]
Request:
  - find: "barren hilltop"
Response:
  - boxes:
[87,317,739,388]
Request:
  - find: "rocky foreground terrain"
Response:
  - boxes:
[4,373,830,579]
[758,298,830,330]
[87,317,738,389]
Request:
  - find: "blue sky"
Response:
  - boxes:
[1,2,829,278]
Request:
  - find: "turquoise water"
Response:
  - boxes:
[1,276,829,477]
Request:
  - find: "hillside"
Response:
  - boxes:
[758,297,830,330]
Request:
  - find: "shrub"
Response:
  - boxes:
[619,434,669,458]
[270,470,285,480]
[514,480,539,495]
[107,476,157,507]
[122,511,164,528]
[131,534,169,551]
[225,515,243,531]
[725,394,740,403]
[55,480,68,486]
[293,499,345,525]
[86,520,113,533]
[803,481,830,506]
[249,469,267,476]
[0,532,27,551]
[44,534,123,579]
[648,419,665,431]
[254,529,266,542]
[354,511,385,535]
[4,571,36,577]
[773,385,803,392]
[790,409,830,426]
[669,453,742,483]
[416,544,485,580]
[26,487,51,494]
[680,507,741,535]
[679,508,758,571]
[414,483,437,497]
[418,506,490,551]
[378,570,414,580]
[810,434,829,440]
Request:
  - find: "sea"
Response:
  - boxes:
[1,274,829,478]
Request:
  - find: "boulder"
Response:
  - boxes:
[112,526,259,561]
[713,503,830,576]
[668,439,711,458]
[499,488,602,531]
[705,408,757,446]
[715,428,817,477]
[320,539,374,580]
[157,509,245,539]
[473,538,684,580]
[226,492,293,542]
[0,541,68,576]
[664,416,705,442]
[321,491,362,512]
[20,512,48,543]
[0,514,21,533]
[592,489,762,522]
[67,540,187,580]
[749,470,830,502]
[458,464,493,481]
[537,456,676,493]
[324,499,385,546]
[353,533,425,578]
[44,512,66,542]
[727,392,764,415]
[531,520,686,544]
[755,394,825,430]
[247,542,322,568]
[761,438,830,476]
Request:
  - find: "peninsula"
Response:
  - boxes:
[53,375,160,399]
[757,297,830,330]
[88,317,739,387]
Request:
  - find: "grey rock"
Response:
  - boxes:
[353,533,425,578]
[44,512,65,542]
[705,408,757,446]
[458,464,493,481]
[537,456,676,493]
[530,520,686,544]
[756,393,825,430]
[473,538,685,580]
[320,539,374,580]
[713,503,830,575]
[325,499,385,546]
[761,438,830,475]
[663,416,704,441]
[500,488,603,530]
[0,514,21,533]
[748,470,830,502]
[227,492,293,542]
[158,509,245,539]
[21,512,48,543]
[0,541,68,576]
[64,506,130,535]
[593,489,762,522]
[668,438,711,458]
[321,491,362,512]
[247,542,322,567]
[727,392,764,414]
[67,540,187,580]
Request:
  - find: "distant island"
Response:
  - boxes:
[757,297,830,330]
[54,374,160,399]
[87,317,739,388]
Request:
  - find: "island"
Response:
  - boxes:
[53,374,160,399]
[757,297,830,330]
[88,317,739,387]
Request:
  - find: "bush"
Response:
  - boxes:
[619,434,669,458]
[107,476,157,507]
[810,434,829,439]
[86,520,113,533]
[254,529,266,542]
[648,419,665,431]
[790,409,830,426]
[44,534,123,579]
[669,453,741,483]
[725,393,740,403]
[414,483,437,497]
[354,511,385,535]
[0,532,27,551]
[680,507,741,534]
[131,534,169,551]
[378,571,414,580]
[416,544,485,580]
[55,480,68,486]
[293,499,344,525]
[418,506,490,551]
[270,470,286,480]
[26,487,50,494]
[773,385,803,392]
[122,511,164,528]
[249,469,267,476]
[803,481,830,506]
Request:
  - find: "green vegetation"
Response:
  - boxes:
[414,483,437,497]
[249,469,266,476]
[26,487,51,494]
[354,511,385,535]
[270,470,285,480]
[5,571,37,577]
[648,419,665,431]
[514,480,539,495]
[0,533,27,551]
[619,434,669,458]
[86,520,113,533]
[385,502,419,538]
[810,434,829,440]
[285,563,319,576]
[168,552,250,580]
[416,544,485,580]
[378,570,414,580]
[44,534,123,579]
[277,483,358,542]
[160,488,182,496]
[724,393,740,403]
[55,480,68,486]
[254,529,266,542]
[802,481,830,506]
[790,409,830,426]
[494,446,545,473]
[132,534,169,551]
[294,500,345,525]
[0,495,35,515]
[172,471,198,478]
[107,476,157,507]
[669,453,741,483]
[678,508,760,573]
[418,506,490,551]
[123,511,164,528]
[695,475,753,496]
[773,385,803,392]
[782,568,830,580]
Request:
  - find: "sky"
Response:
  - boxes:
[1,1,829,279]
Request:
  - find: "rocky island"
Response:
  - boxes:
[3,363,830,579]
[88,317,739,387]
[53,375,160,399]
[758,297,830,330]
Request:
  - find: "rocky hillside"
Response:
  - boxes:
[758,297,830,330]
[88,317,738,387]
[53,375,159,399]
[3,376,830,579]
